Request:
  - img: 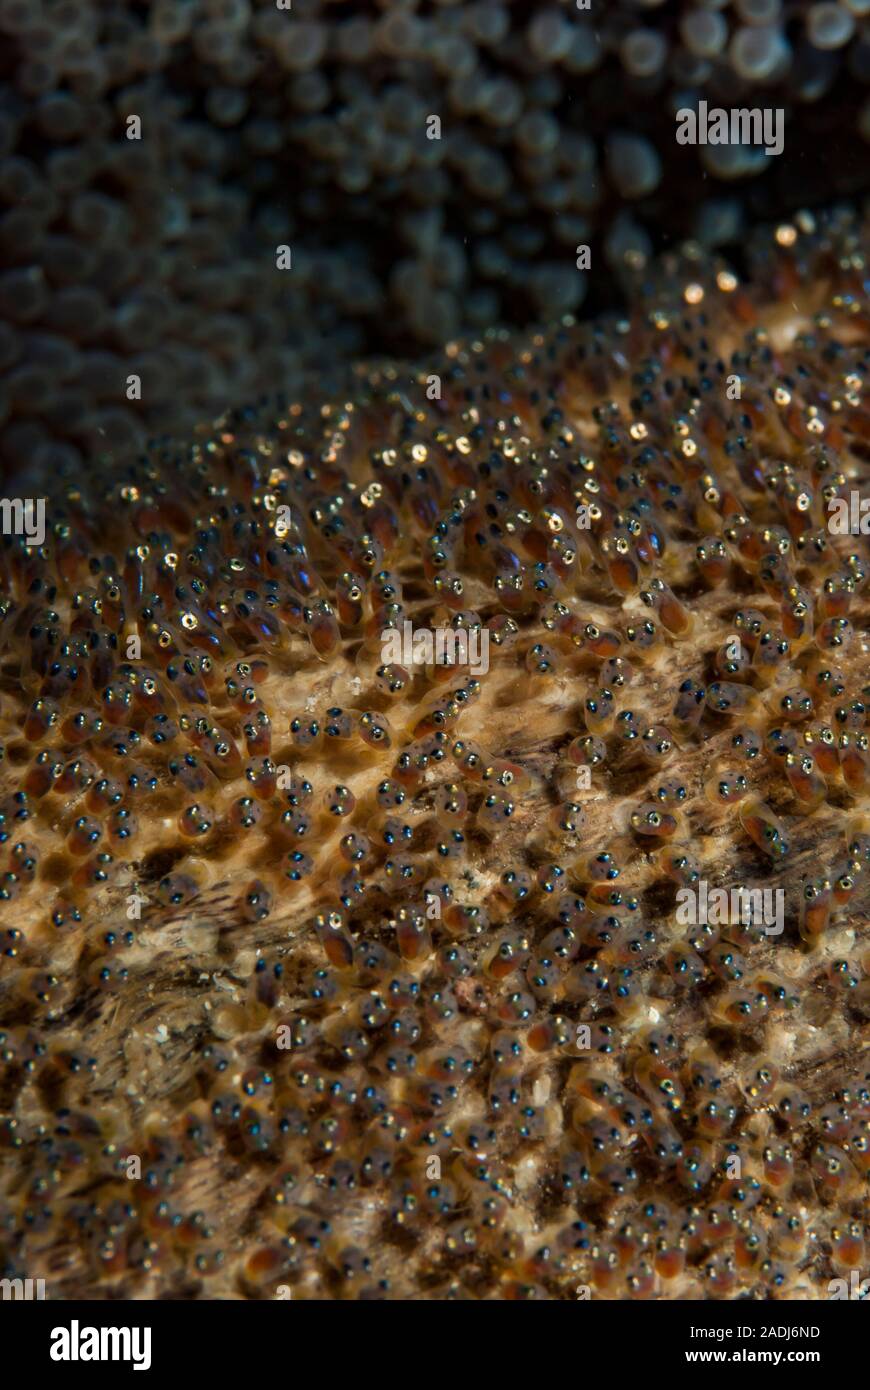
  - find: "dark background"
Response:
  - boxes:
[1,0,869,485]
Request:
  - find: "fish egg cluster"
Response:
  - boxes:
[0,207,868,1299]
